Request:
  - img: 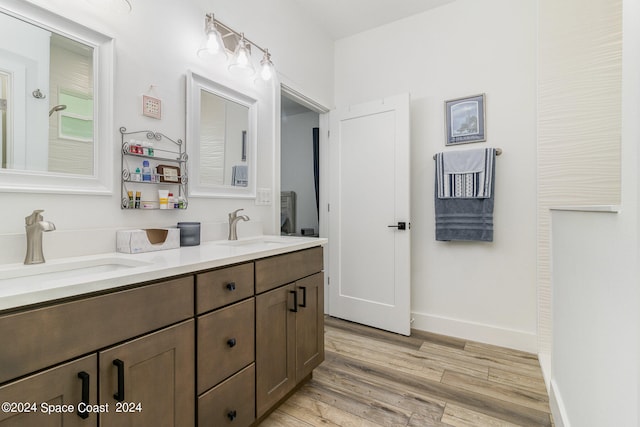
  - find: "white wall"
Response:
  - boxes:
[547,0,640,424]
[0,0,333,264]
[551,210,638,426]
[334,0,538,351]
[281,110,319,235]
[537,0,622,364]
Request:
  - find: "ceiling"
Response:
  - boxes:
[289,0,456,40]
[281,0,456,115]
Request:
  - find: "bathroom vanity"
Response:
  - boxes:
[0,237,325,427]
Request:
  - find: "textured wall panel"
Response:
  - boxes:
[537,0,622,355]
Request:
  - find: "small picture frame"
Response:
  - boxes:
[157,164,180,183]
[142,95,162,119]
[445,93,486,145]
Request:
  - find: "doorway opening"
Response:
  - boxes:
[280,89,321,237]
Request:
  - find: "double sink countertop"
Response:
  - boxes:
[0,235,327,313]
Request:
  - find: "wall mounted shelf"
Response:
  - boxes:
[120,127,188,210]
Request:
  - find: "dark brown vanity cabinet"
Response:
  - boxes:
[255,248,324,418]
[0,245,324,427]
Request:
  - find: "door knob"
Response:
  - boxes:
[388,222,407,230]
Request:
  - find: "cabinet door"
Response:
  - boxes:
[255,284,296,418]
[99,320,194,427]
[295,272,325,380]
[0,355,97,427]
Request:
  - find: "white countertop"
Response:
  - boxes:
[0,235,327,313]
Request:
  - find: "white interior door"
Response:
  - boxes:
[328,93,411,335]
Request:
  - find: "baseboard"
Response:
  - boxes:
[538,352,552,394]
[549,379,569,427]
[411,311,537,353]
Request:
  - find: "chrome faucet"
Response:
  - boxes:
[24,210,56,265]
[228,209,250,240]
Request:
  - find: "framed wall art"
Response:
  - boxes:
[444,93,486,145]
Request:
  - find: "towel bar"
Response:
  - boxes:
[433,148,502,160]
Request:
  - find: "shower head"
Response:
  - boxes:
[48,104,67,117]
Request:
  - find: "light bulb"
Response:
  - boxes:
[197,14,226,59]
[259,50,275,81]
[228,34,255,76]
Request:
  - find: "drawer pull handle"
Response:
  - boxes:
[113,359,125,402]
[226,282,236,291]
[290,290,298,312]
[77,371,90,419]
[299,286,307,308]
[227,338,237,348]
[227,410,237,421]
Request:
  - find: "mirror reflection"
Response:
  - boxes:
[0,12,94,175]
[186,70,257,198]
[199,89,249,187]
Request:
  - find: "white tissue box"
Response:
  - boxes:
[116,228,180,254]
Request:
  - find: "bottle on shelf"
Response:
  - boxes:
[142,160,152,182]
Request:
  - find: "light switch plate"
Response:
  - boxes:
[255,188,272,205]
[142,95,161,119]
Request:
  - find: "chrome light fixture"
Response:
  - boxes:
[197,13,226,59]
[198,13,276,82]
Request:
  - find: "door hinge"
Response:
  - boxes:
[327,277,330,285]
[327,203,330,212]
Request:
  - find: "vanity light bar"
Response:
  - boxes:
[199,13,275,81]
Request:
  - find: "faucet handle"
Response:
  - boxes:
[25,209,45,225]
[229,208,244,218]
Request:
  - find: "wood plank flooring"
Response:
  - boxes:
[260,317,553,427]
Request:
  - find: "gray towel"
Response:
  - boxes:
[232,165,248,187]
[435,151,496,242]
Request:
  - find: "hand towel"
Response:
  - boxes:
[436,148,495,198]
[232,165,248,187]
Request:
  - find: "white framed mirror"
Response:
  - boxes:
[186,70,257,198]
[0,0,114,194]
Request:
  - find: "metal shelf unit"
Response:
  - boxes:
[120,127,188,209]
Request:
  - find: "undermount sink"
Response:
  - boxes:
[0,257,152,284]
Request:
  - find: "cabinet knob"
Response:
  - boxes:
[227,338,237,348]
[227,410,237,421]
[226,282,236,291]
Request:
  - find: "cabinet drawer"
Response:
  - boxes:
[197,298,255,394]
[255,246,323,294]
[196,263,254,314]
[0,276,194,384]
[198,363,255,427]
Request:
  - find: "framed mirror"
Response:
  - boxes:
[186,71,257,198]
[0,0,114,194]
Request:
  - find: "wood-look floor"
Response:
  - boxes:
[260,317,553,427]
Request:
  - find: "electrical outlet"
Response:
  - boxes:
[142,95,161,119]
